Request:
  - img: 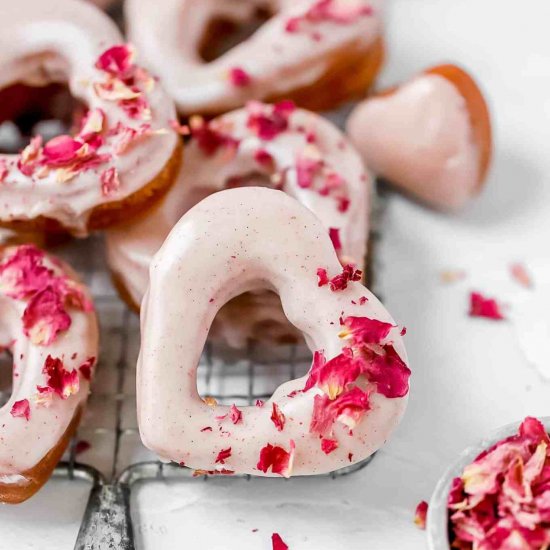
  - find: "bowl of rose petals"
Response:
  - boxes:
[427,416,550,549]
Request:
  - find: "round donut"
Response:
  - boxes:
[138,187,409,476]
[0,244,98,503]
[125,0,385,116]
[346,64,492,210]
[107,101,370,347]
[0,0,181,235]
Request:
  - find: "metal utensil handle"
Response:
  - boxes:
[74,484,135,550]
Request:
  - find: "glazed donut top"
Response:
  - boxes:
[138,187,409,476]
[0,0,178,234]
[125,0,384,115]
[0,244,98,475]
[107,101,370,308]
[346,72,481,209]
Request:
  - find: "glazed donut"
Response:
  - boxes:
[125,0,385,116]
[107,101,370,347]
[0,0,181,235]
[0,244,98,503]
[346,64,492,210]
[138,187,409,476]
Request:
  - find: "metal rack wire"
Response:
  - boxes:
[0,181,388,549]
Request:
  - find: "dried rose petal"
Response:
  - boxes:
[310,386,370,435]
[321,438,338,454]
[22,287,71,345]
[271,403,286,431]
[414,501,428,529]
[256,400,265,408]
[215,447,232,464]
[317,268,329,287]
[360,344,410,398]
[257,441,295,478]
[296,146,323,188]
[229,404,243,424]
[75,440,91,455]
[328,264,362,291]
[254,148,275,170]
[246,100,295,141]
[510,263,533,289]
[228,67,252,87]
[0,159,8,182]
[78,357,96,381]
[271,533,289,550]
[101,167,120,197]
[303,350,362,399]
[42,136,85,167]
[41,355,80,400]
[339,315,394,346]
[17,136,43,176]
[95,44,134,78]
[329,227,342,251]
[190,116,239,156]
[10,399,30,421]
[469,291,505,320]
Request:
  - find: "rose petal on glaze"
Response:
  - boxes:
[469,291,505,320]
[10,399,30,421]
[257,441,295,478]
[271,533,289,550]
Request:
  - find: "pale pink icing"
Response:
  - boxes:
[106,104,370,347]
[0,246,98,482]
[0,0,178,235]
[346,73,480,209]
[137,187,408,475]
[125,0,384,115]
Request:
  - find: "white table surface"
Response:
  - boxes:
[2,0,550,548]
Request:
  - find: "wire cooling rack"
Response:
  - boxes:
[0,180,388,549]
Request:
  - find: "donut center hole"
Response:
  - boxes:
[225,171,273,189]
[0,349,14,408]
[0,83,86,154]
[197,291,309,406]
[199,6,273,62]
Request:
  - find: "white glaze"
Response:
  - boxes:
[125,0,383,115]
[0,247,98,480]
[346,73,480,209]
[0,0,178,234]
[138,187,407,475]
[107,105,370,347]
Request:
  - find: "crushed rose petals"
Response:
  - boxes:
[200,426,213,432]
[448,417,550,549]
[189,116,239,156]
[254,148,275,170]
[169,119,190,136]
[75,440,92,455]
[510,263,533,289]
[23,287,72,345]
[271,403,286,431]
[100,167,120,196]
[246,100,295,141]
[256,399,265,407]
[360,344,411,398]
[228,67,252,87]
[215,447,232,464]
[329,227,342,251]
[271,533,289,550]
[257,441,295,478]
[321,438,339,454]
[414,500,428,530]
[229,404,243,424]
[440,269,467,284]
[95,44,134,78]
[338,315,393,345]
[286,0,373,33]
[10,399,30,421]
[78,357,96,381]
[193,468,235,477]
[40,355,80,400]
[0,159,8,183]
[469,291,506,320]
[204,396,218,407]
[317,264,362,291]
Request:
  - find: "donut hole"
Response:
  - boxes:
[0,349,13,408]
[0,83,86,154]
[225,171,273,189]
[199,6,273,63]
[198,291,310,405]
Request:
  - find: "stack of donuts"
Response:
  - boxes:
[0,0,492,502]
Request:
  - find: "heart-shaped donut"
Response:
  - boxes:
[0,0,181,235]
[107,101,370,347]
[138,187,409,476]
[0,244,98,503]
[125,0,385,115]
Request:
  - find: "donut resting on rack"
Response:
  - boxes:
[125,0,385,116]
[0,0,181,235]
[138,187,409,476]
[107,101,370,348]
[0,244,98,503]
